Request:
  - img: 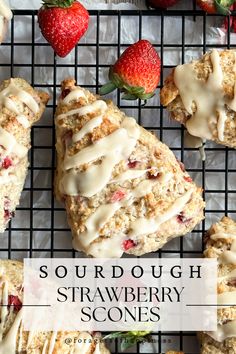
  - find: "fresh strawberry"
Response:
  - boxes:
[197,0,235,15]
[223,3,236,30]
[147,0,179,9]
[38,0,89,58]
[100,40,161,101]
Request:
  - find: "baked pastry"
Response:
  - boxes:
[55,78,205,258]
[166,352,184,354]
[0,0,12,43]
[0,259,110,353]
[0,78,49,232]
[198,217,236,354]
[160,49,236,149]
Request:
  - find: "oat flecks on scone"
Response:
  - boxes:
[0,259,110,354]
[54,78,205,258]
[0,78,49,232]
[199,217,236,354]
[160,49,236,149]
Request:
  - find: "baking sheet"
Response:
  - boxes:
[0,1,235,353]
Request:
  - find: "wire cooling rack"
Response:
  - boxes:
[0,2,235,353]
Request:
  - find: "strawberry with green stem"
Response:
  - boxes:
[197,0,236,14]
[100,40,161,101]
[103,331,151,351]
[38,0,89,58]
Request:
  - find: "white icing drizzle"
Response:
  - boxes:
[72,115,103,143]
[63,89,86,105]
[0,0,12,20]
[73,332,93,354]
[41,339,48,354]
[86,233,125,258]
[128,188,193,238]
[57,100,107,121]
[16,114,30,129]
[184,131,203,149]
[0,281,8,340]
[94,342,101,354]
[61,117,139,198]
[228,52,236,111]
[210,232,236,265]
[0,79,39,114]
[0,127,27,158]
[73,173,179,258]
[174,49,230,142]
[48,331,57,354]
[110,168,151,184]
[208,320,236,342]
[0,309,23,354]
[218,291,236,308]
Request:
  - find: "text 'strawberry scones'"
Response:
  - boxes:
[55,78,204,258]
[0,78,49,232]
[160,49,236,148]
[0,259,110,354]
[199,217,236,354]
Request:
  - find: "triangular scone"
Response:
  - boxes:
[199,217,236,354]
[55,78,205,258]
[0,78,49,232]
[0,260,110,354]
[160,49,236,148]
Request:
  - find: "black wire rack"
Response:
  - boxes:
[0,2,235,353]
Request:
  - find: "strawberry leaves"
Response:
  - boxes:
[215,0,235,14]
[42,0,74,8]
[103,331,151,351]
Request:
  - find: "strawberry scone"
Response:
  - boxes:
[160,49,236,148]
[55,78,205,258]
[199,217,236,354]
[0,78,49,232]
[0,259,110,353]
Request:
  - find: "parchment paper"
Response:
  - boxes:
[0,1,234,353]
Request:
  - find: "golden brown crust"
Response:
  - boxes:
[0,78,49,232]
[55,79,205,257]
[0,259,110,354]
[160,50,236,148]
[199,217,236,354]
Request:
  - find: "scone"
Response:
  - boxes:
[198,217,236,354]
[0,259,110,354]
[160,49,236,148]
[0,78,49,232]
[166,352,184,354]
[54,78,205,258]
[0,0,12,43]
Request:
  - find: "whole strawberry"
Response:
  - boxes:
[38,0,89,58]
[100,40,161,101]
[197,0,235,14]
[147,0,179,9]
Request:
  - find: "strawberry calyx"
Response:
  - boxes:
[215,0,235,14]
[41,0,75,8]
[100,67,155,101]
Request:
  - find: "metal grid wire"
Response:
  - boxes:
[0,2,235,353]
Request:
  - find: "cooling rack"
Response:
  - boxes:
[0,2,235,353]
